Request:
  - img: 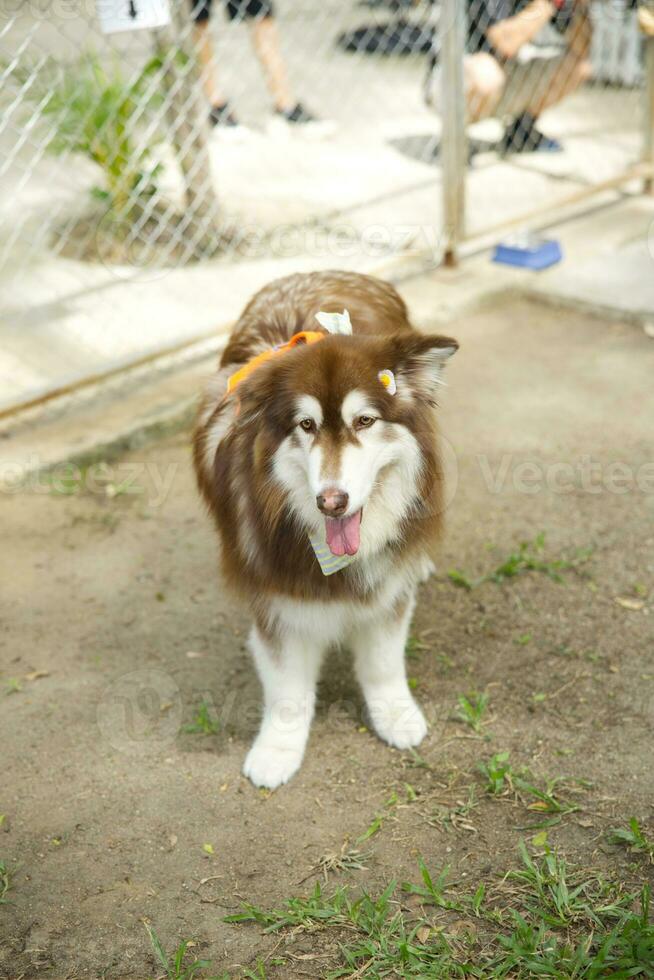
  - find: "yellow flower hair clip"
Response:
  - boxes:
[378,369,397,396]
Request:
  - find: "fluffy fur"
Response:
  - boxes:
[194,270,458,788]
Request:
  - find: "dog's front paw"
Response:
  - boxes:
[242,740,303,790]
[368,697,428,750]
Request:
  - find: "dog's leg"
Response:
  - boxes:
[243,625,324,789]
[350,593,427,750]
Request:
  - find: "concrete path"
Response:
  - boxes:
[0,0,648,415]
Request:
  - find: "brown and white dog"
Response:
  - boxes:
[194,271,458,788]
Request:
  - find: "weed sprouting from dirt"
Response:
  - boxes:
[405,634,430,660]
[225,847,654,978]
[476,752,587,828]
[453,691,489,733]
[479,751,513,795]
[0,859,10,904]
[299,842,372,884]
[144,922,225,980]
[609,818,654,863]
[448,533,592,590]
[426,787,479,834]
[181,702,220,736]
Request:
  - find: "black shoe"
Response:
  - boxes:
[269,103,335,137]
[209,102,239,128]
[500,112,563,154]
[274,102,319,125]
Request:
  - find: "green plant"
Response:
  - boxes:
[405,634,430,660]
[448,533,592,590]
[428,787,478,833]
[453,691,489,733]
[479,751,513,794]
[513,774,582,822]
[181,702,220,736]
[144,923,224,980]
[0,860,10,904]
[506,841,632,930]
[40,54,165,211]
[225,849,654,978]
[302,843,372,883]
[401,859,456,909]
[609,818,654,863]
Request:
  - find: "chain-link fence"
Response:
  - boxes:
[436,0,654,261]
[0,0,653,415]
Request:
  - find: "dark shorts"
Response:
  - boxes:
[190,0,274,23]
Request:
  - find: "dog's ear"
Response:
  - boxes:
[388,333,458,402]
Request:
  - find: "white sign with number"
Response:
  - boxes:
[96,0,171,34]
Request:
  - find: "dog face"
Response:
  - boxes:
[235,332,458,559]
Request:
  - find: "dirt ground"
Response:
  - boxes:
[1,293,653,979]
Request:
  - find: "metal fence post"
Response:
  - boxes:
[440,0,467,267]
[645,36,654,194]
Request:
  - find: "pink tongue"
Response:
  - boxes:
[325,510,362,557]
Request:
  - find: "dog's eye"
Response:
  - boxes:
[355,415,376,430]
[299,418,316,434]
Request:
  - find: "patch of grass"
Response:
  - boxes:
[453,691,489,733]
[505,841,643,933]
[448,533,592,590]
[226,847,654,978]
[405,634,430,660]
[242,960,268,979]
[476,754,586,830]
[181,702,220,736]
[401,859,458,910]
[513,775,583,823]
[39,54,166,211]
[609,818,654,863]
[403,748,432,770]
[305,845,372,882]
[427,787,478,834]
[357,813,385,844]
[0,860,10,904]
[479,751,513,795]
[447,567,476,590]
[144,923,225,980]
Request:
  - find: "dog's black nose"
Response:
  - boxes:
[317,489,349,517]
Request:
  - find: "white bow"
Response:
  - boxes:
[315,309,353,336]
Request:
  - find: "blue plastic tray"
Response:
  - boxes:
[493,239,563,270]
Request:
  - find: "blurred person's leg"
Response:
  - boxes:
[239,4,332,132]
[248,12,294,111]
[224,0,329,131]
[524,6,592,117]
[500,5,592,152]
[436,5,592,153]
[189,0,240,127]
[465,52,507,122]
